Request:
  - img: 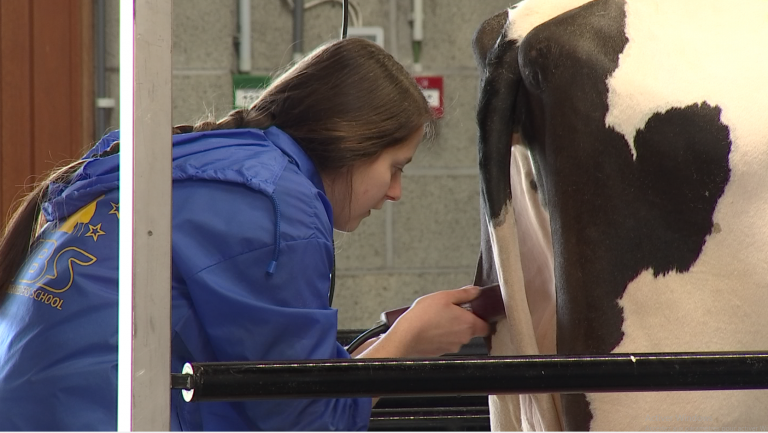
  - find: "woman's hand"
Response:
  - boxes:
[357,286,491,359]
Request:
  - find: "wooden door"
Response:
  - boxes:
[0,0,93,227]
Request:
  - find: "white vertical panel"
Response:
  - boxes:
[118,0,173,430]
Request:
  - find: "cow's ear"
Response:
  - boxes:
[472,10,509,73]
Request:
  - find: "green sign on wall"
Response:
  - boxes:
[233,74,271,109]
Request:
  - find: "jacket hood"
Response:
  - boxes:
[42,127,328,274]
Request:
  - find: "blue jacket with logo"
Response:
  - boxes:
[0,127,372,431]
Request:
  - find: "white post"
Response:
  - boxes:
[117,0,173,430]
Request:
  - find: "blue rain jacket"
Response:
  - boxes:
[0,127,372,431]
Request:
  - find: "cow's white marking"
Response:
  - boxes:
[506,0,594,43]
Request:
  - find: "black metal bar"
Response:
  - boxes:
[374,395,489,409]
[174,351,768,402]
[372,407,489,417]
[369,407,490,431]
[370,398,491,431]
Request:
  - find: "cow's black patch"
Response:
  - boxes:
[633,103,731,276]
[514,0,631,429]
[563,393,592,432]
[473,9,509,73]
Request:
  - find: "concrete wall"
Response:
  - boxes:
[103,0,514,329]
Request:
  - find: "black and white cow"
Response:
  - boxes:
[472,0,768,430]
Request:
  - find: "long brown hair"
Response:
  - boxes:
[0,161,86,305]
[0,37,434,305]
[189,37,435,172]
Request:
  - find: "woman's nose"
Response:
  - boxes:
[385,178,402,202]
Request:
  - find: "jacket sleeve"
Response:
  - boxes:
[171,180,372,431]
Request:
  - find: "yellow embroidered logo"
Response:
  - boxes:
[85,223,106,241]
[109,202,120,218]
[19,242,97,293]
[11,195,112,310]
[57,196,102,234]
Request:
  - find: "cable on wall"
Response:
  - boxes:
[283,0,362,27]
[341,0,349,38]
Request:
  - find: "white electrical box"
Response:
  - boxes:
[347,26,385,48]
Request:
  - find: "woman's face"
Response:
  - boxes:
[327,126,424,232]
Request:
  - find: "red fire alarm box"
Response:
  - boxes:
[414,76,444,118]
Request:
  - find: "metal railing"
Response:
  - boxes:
[171,332,768,430]
[172,351,768,402]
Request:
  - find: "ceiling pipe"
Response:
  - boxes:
[238,0,252,73]
[293,0,304,61]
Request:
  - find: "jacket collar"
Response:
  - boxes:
[262,126,326,195]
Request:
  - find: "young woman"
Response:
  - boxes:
[0,38,490,430]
